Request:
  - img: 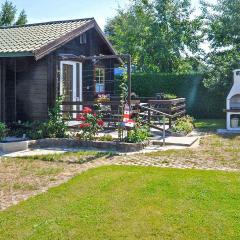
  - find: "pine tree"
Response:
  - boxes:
[0,1,27,26]
[15,9,27,26]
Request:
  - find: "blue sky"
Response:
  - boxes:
[6,0,213,30]
[9,0,129,29]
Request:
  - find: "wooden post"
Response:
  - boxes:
[1,60,5,123]
[163,116,166,146]
[127,55,131,111]
[148,108,151,124]
[14,59,17,122]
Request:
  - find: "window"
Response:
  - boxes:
[80,33,87,44]
[95,67,105,93]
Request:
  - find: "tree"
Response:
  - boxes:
[202,0,240,93]
[15,9,27,26]
[105,0,203,73]
[0,0,27,26]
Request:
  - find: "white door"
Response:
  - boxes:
[60,61,82,119]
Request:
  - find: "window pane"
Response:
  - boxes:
[95,68,105,93]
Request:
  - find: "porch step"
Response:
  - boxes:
[151,136,199,147]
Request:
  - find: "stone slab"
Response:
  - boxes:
[217,129,240,134]
[0,141,28,153]
[151,136,199,147]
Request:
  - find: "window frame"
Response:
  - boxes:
[80,33,87,44]
[94,66,105,94]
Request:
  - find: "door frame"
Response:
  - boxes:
[60,61,83,119]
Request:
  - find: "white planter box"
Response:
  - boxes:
[0,141,28,153]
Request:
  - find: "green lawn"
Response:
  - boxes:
[194,119,225,131]
[0,166,240,240]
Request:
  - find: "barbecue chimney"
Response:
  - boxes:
[226,70,240,130]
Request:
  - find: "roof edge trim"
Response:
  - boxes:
[0,52,33,58]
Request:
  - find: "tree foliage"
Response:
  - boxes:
[0,0,27,26]
[105,0,203,73]
[202,0,240,93]
[15,9,27,26]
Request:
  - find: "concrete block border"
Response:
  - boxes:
[28,138,149,153]
[0,141,28,153]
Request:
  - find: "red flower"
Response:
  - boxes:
[80,123,91,129]
[97,119,104,127]
[76,114,86,121]
[79,124,85,129]
[83,107,92,114]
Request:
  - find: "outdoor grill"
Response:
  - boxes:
[226,70,240,130]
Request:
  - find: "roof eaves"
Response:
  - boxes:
[0,51,34,58]
[33,20,95,60]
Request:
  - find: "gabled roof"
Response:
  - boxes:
[0,18,118,60]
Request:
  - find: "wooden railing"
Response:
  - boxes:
[61,100,141,126]
[147,98,186,127]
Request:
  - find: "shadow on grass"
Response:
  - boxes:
[216,133,240,140]
[194,119,225,132]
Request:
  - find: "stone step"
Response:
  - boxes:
[151,136,199,147]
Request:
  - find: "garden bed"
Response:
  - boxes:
[28,138,149,153]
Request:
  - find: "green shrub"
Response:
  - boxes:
[132,72,225,118]
[172,115,194,135]
[126,125,150,143]
[0,122,7,141]
[10,97,68,140]
[164,93,177,100]
[98,134,114,142]
[44,97,68,138]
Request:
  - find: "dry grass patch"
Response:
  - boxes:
[145,135,240,169]
[0,151,109,211]
[113,134,240,171]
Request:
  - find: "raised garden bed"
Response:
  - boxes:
[28,138,149,153]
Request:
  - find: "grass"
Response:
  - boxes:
[0,166,240,240]
[19,151,112,163]
[142,134,240,169]
[194,119,225,131]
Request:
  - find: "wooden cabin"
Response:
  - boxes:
[0,18,119,123]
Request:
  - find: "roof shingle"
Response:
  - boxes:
[0,18,94,56]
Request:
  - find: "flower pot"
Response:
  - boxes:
[231,117,239,128]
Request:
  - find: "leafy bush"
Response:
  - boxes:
[9,97,68,140]
[76,107,104,141]
[44,97,68,138]
[25,121,46,139]
[98,134,113,142]
[0,122,7,141]
[164,93,177,100]
[172,115,194,135]
[126,125,150,143]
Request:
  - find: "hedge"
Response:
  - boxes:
[132,72,226,119]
